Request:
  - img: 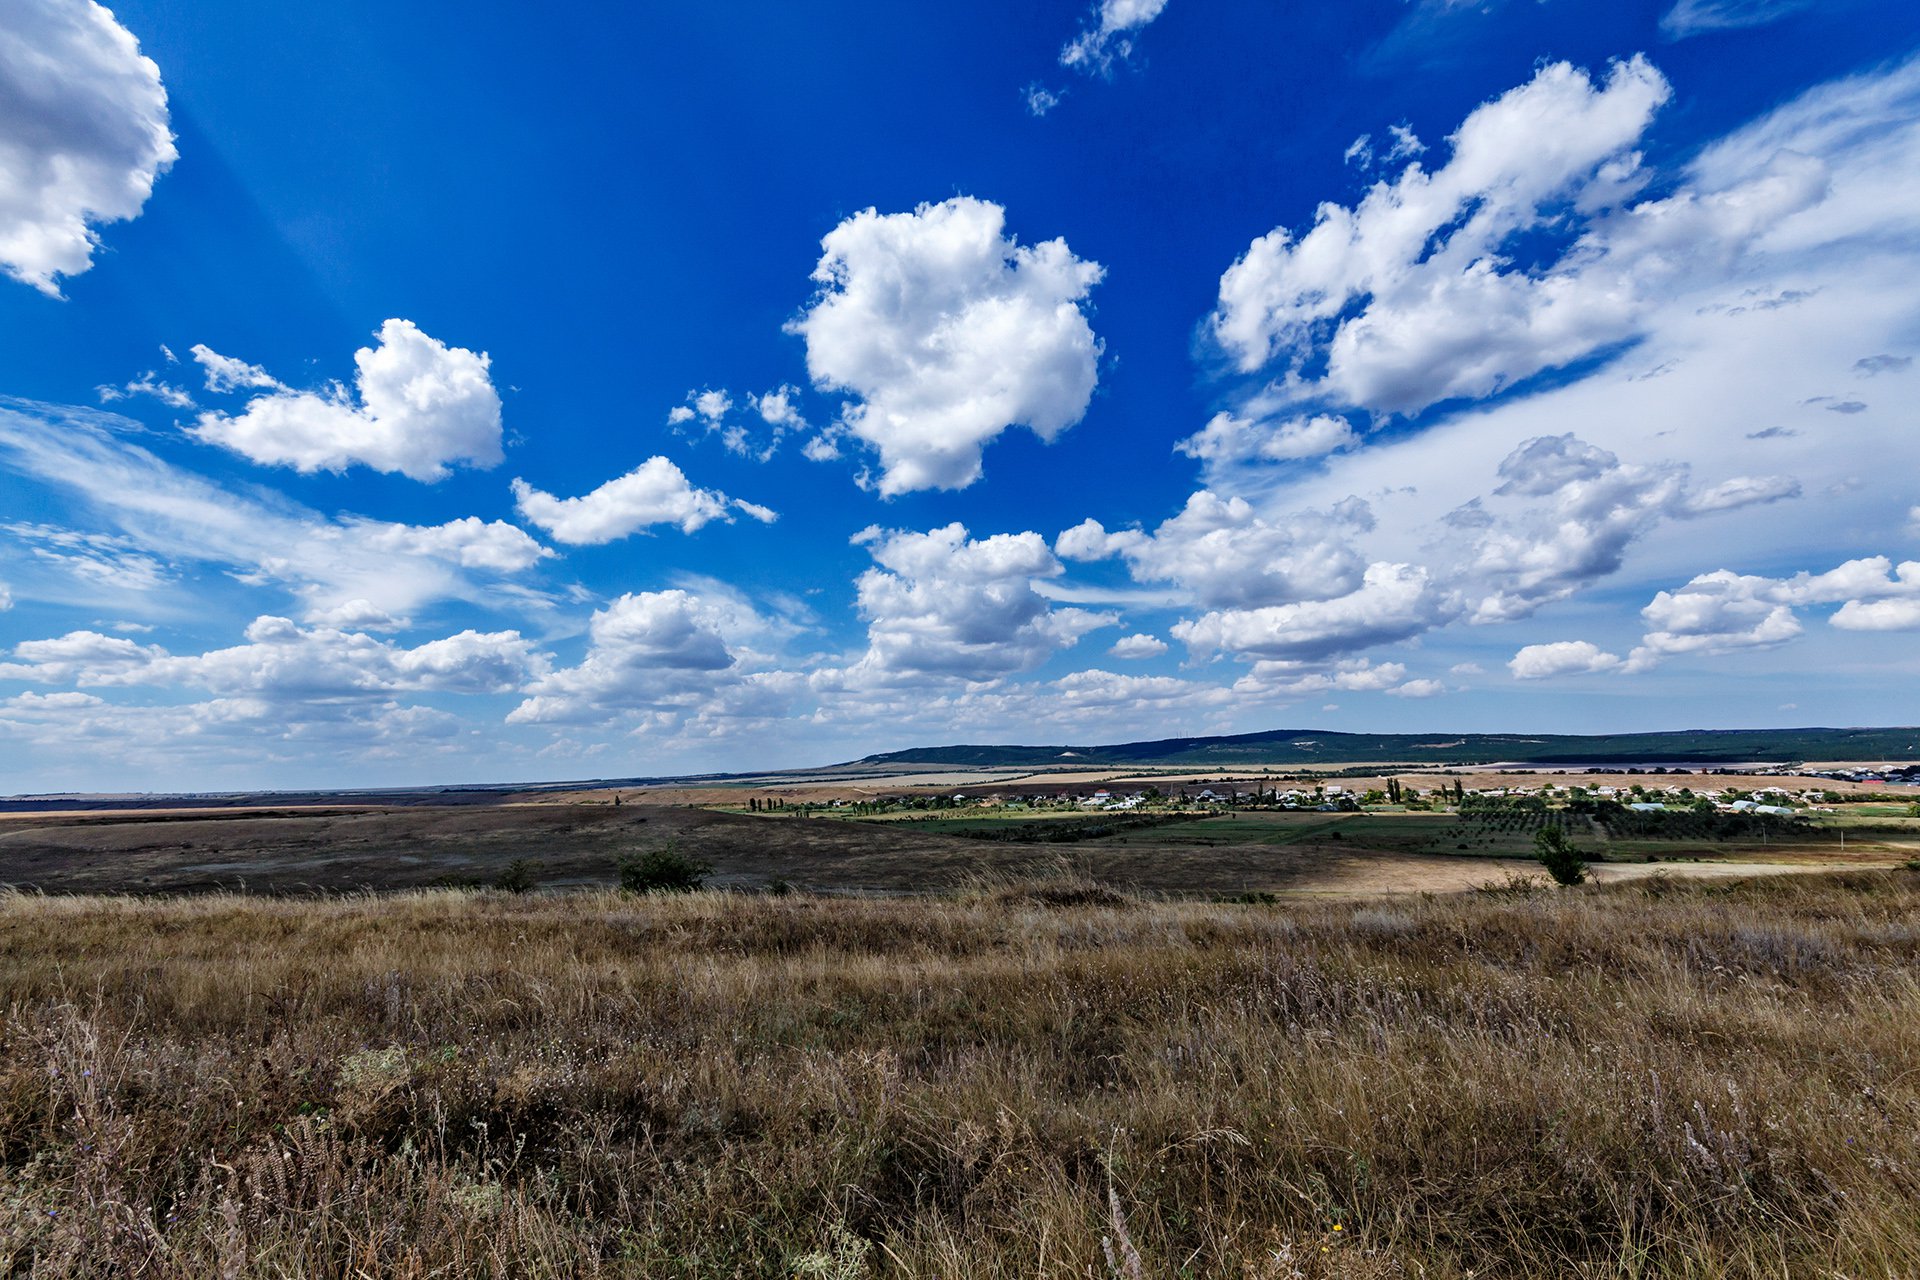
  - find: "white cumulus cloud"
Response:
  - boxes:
[1234,657,1413,698]
[1173,562,1448,662]
[511,456,771,545]
[339,515,549,574]
[307,599,407,632]
[1508,640,1625,679]
[752,385,806,430]
[789,197,1104,495]
[1214,57,1670,388]
[1560,554,1920,674]
[1108,633,1168,659]
[0,628,161,683]
[1778,556,1920,605]
[509,590,763,726]
[1627,570,1804,669]
[843,523,1115,683]
[1830,598,1920,631]
[1173,412,1358,468]
[1058,491,1374,609]
[1175,52,1920,686]
[191,320,504,481]
[0,617,545,698]
[0,0,175,295]
[1211,55,1829,420]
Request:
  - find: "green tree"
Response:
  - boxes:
[1534,827,1588,886]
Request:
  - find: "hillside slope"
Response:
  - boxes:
[853,725,1920,768]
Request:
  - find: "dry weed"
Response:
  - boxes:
[0,873,1914,1275]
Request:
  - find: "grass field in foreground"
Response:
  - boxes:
[3,870,1919,1277]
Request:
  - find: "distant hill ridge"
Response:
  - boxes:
[851,726,1920,769]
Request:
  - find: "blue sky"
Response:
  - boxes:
[3,0,1920,791]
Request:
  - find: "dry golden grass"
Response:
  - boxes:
[2,869,1918,1277]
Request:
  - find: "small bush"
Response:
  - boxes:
[618,845,711,894]
[1534,827,1588,886]
[788,1217,873,1279]
[493,859,539,894]
[982,864,1134,909]
[1476,871,1548,900]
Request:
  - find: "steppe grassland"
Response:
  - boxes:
[2,871,1918,1277]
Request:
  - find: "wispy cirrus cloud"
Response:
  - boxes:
[1060,0,1170,75]
[0,398,551,619]
[1660,0,1818,39]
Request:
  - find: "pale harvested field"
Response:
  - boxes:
[1299,854,1872,896]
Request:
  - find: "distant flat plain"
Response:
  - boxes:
[2,764,1913,896]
